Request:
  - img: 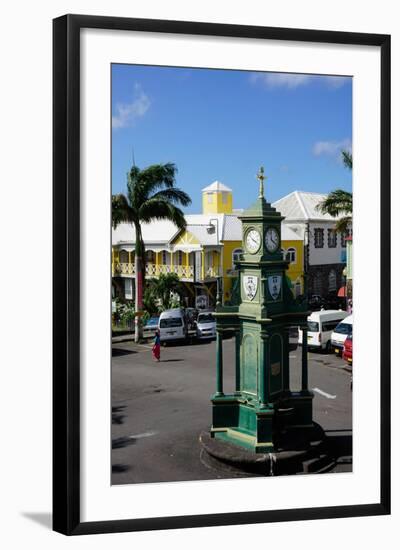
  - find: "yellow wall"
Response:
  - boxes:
[282,239,304,294]
[202,191,233,214]
[221,240,242,302]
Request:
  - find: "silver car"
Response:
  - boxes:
[196,312,216,340]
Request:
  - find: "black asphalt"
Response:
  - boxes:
[111,337,352,484]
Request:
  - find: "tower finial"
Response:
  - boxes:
[257,166,266,198]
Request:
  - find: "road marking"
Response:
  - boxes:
[312,387,337,399]
[129,431,157,440]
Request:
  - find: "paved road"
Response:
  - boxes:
[112,337,352,484]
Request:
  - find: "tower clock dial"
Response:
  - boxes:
[245,228,261,254]
[265,227,280,253]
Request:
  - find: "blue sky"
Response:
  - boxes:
[112,64,352,213]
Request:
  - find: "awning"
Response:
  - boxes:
[337,286,346,297]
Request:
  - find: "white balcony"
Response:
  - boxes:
[113,262,220,282]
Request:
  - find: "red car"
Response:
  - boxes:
[343,334,352,365]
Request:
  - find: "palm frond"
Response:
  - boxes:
[138,163,177,198]
[139,199,187,229]
[151,187,191,207]
[111,194,135,228]
[126,165,142,208]
[342,150,353,170]
[317,189,352,217]
[335,216,352,234]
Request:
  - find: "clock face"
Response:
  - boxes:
[265,227,280,253]
[245,228,261,254]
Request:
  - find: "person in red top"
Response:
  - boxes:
[152,329,161,362]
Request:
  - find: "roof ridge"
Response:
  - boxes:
[295,190,309,219]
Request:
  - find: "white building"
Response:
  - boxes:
[272,191,347,298]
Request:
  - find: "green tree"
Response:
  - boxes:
[112,163,191,341]
[317,150,352,233]
[146,273,183,311]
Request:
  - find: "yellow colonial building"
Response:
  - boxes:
[112,181,304,307]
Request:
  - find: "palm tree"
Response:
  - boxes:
[342,150,353,170]
[317,150,352,233]
[112,162,191,342]
[146,273,183,311]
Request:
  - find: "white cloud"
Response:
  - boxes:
[312,138,352,161]
[250,72,349,90]
[112,84,150,129]
[324,76,350,89]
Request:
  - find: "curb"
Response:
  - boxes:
[199,423,331,476]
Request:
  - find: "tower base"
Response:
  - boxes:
[211,392,314,453]
[201,422,328,476]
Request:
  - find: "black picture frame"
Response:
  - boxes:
[53,14,391,535]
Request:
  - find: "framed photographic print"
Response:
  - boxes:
[53,14,390,535]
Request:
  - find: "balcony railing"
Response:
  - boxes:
[114,262,135,276]
[113,262,220,281]
[146,264,194,280]
[204,266,221,279]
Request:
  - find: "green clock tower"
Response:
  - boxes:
[211,167,313,453]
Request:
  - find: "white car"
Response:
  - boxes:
[158,309,188,343]
[331,314,353,355]
[196,312,216,340]
[299,309,349,352]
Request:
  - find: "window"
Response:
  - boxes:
[334,322,352,336]
[119,250,128,263]
[160,318,183,328]
[146,250,155,263]
[161,251,168,265]
[307,321,319,332]
[314,228,324,248]
[222,192,228,204]
[285,247,296,263]
[232,248,243,266]
[313,271,323,294]
[341,232,347,247]
[328,269,337,291]
[328,229,337,248]
[124,278,133,300]
[322,320,342,332]
[207,193,213,204]
[198,313,214,323]
[177,251,183,265]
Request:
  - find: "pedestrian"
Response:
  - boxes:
[347,299,353,314]
[152,329,161,362]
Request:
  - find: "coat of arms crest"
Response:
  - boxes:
[268,275,282,301]
[243,275,258,301]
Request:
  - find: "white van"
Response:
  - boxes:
[158,308,188,343]
[299,309,349,352]
[330,314,353,355]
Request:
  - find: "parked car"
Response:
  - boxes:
[343,334,353,365]
[298,309,349,352]
[143,316,159,337]
[331,314,353,356]
[195,311,216,340]
[158,308,188,343]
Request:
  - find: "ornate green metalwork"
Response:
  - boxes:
[211,170,313,453]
